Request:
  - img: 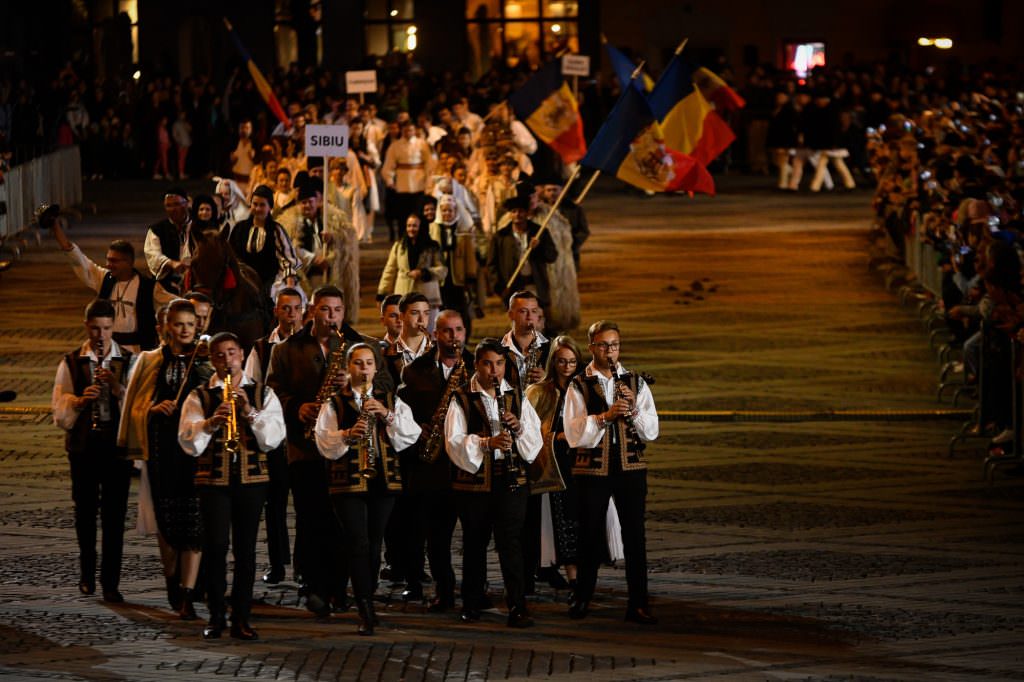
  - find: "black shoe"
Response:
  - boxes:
[102,590,124,604]
[203,616,227,639]
[624,606,658,625]
[164,575,181,610]
[568,600,590,620]
[379,564,395,581]
[262,565,285,585]
[356,598,376,636]
[428,597,454,613]
[459,608,481,623]
[306,593,331,618]
[230,621,259,640]
[330,594,351,613]
[507,606,534,628]
[78,580,95,596]
[178,587,198,620]
[537,567,570,590]
[401,584,424,601]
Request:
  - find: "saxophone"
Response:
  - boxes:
[222,372,241,462]
[494,376,526,491]
[90,338,110,431]
[521,324,542,390]
[420,343,467,463]
[357,384,378,479]
[305,324,347,440]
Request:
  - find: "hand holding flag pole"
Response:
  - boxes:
[503,164,582,292]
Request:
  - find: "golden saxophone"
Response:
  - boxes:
[521,324,542,389]
[420,343,467,463]
[305,324,346,440]
[222,372,241,461]
[357,384,378,479]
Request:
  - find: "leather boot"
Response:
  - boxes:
[355,598,375,636]
[165,575,181,611]
[178,587,198,620]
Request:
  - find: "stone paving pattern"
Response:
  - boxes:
[0,179,1022,680]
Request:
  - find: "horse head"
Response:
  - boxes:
[185,229,233,297]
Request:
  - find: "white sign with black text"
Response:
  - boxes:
[561,54,591,77]
[345,70,378,94]
[304,124,349,158]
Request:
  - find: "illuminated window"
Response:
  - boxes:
[365,0,417,57]
[466,0,578,76]
[784,42,825,79]
[118,0,139,63]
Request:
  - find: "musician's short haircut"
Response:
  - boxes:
[312,285,345,305]
[167,299,197,319]
[208,331,240,352]
[84,298,116,321]
[345,342,375,364]
[380,293,402,315]
[436,308,465,326]
[276,287,303,303]
[474,337,507,362]
[108,240,134,260]
[587,320,620,343]
[508,290,539,308]
[183,291,213,306]
[398,292,429,313]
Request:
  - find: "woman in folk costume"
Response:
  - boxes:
[118,299,212,620]
[279,179,362,326]
[376,213,447,331]
[349,118,382,241]
[430,194,479,333]
[314,343,421,635]
[524,335,584,596]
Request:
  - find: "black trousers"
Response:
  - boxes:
[264,447,291,569]
[575,470,649,609]
[198,482,268,623]
[68,443,133,591]
[331,493,395,599]
[456,484,529,611]
[403,489,458,601]
[383,493,410,580]
[521,494,542,589]
[289,459,347,602]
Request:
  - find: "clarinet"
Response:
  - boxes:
[91,339,109,431]
[493,376,524,491]
[358,384,378,479]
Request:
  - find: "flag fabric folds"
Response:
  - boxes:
[509,61,587,164]
[581,85,714,196]
[225,19,290,129]
[694,66,746,112]
[603,40,656,93]
[647,56,736,167]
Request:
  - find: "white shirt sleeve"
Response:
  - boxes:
[252,386,286,451]
[631,380,660,442]
[514,395,543,463]
[243,347,262,384]
[64,243,106,292]
[511,120,538,155]
[388,396,423,452]
[315,399,349,460]
[144,229,171,279]
[563,381,605,449]
[178,389,210,457]
[444,397,485,474]
[51,358,83,431]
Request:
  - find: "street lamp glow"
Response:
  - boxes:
[132,70,141,80]
[551,23,562,33]
[934,38,953,49]
[407,25,417,34]
[917,37,933,46]
[390,9,397,16]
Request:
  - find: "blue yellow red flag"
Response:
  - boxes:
[581,85,714,195]
[224,19,290,129]
[603,39,656,92]
[509,61,587,164]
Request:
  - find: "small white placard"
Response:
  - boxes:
[561,54,591,77]
[345,69,378,94]
[304,124,349,158]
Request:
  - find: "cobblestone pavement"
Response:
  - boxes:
[1,178,1022,680]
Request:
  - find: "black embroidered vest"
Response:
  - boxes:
[63,347,132,453]
[98,271,158,350]
[571,372,647,477]
[193,382,271,486]
[450,386,528,493]
[325,389,402,494]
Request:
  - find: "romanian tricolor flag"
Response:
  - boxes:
[603,38,656,93]
[581,85,714,196]
[509,60,586,164]
[694,66,746,112]
[648,55,735,167]
[224,18,290,129]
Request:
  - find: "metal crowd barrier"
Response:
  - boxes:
[0,146,82,238]
[903,231,943,297]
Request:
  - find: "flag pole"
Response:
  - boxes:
[674,38,689,55]
[574,170,601,204]
[503,165,582,292]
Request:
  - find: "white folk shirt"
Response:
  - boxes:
[64,244,175,352]
[52,340,130,430]
[243,327,286,384]
[444,374,542,475]
[395,334,431,369]
[313,390,421,460]
[178,374,286,457]
[563,362,659,449]
[382,136,434,193]
[144,220,194,281]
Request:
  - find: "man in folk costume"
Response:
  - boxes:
[382,119,435,239]
[279,179,361,326]
[444,338,543,628]
[495,180,580,332]
[179,332,286,641]
[537,176,589,272]
[226,185,302,302]
[52,299,134,602]
[144,186,195,295]
[488,190,558,310]
[214,177,252,232]
[562,321,660,624]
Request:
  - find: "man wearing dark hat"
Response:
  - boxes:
[144,186,195,294]
[226,184,302,300]
[487,190,558,308]
[537,177,589,271]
